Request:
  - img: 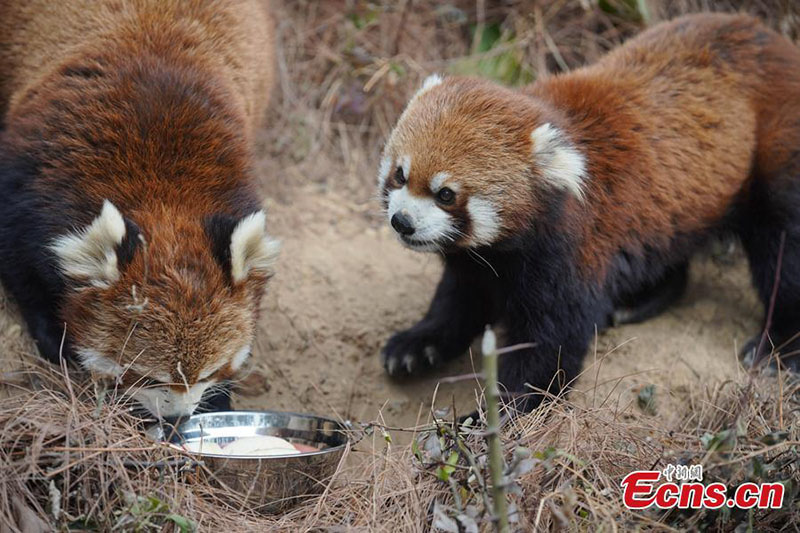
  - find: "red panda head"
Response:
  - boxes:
[50,200,280,418]
[377,75,587,252]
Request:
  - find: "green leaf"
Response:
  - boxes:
[144,495,167,514]
[533,446,557,460]
[473,23,502,54]
[760,430,789,445]
[411,438,422,462]
[447,450,459,467]
[598,0,642,21]
[751,457,765,478]
[702,429,737,452]
[436,451,459,481]
[166,514,195,533]
[637,384,657,415]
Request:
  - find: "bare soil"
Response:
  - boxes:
[234,135,763,432]
[0,125,763,437]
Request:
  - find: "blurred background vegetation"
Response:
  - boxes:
[264,0,800,195]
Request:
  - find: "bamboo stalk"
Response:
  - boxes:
[482,327,508,533]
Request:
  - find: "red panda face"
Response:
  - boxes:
[51,201,279,418]
[377,75,588,251]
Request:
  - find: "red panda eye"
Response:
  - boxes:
[394,167,406,185]
[436,187,455,204]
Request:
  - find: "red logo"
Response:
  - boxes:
[621,468,784,510]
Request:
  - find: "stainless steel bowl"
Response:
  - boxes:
[146,411,349,512]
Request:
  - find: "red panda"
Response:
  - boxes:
[377,13,800,412]
[0,1,278,418]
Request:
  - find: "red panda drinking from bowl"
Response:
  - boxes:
[0,0,278,418]
[377,13,800,412]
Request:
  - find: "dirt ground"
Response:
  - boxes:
[231,129,763,433]
[0,126,764,433]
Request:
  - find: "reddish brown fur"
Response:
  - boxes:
[378,13,800,405]
[388,79,543,238]
[0,1,275,390]
[386,13,800,279]
[533,13,798,276]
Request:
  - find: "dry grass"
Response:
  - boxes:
[3,0,800,531]
[262,0,800,199]
[1,357,797,531]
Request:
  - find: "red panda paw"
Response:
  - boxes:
[381,330,441,378]
[740,333,800,374]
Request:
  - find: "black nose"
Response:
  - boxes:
[391,212,415,236]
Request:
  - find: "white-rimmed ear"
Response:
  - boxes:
[50,200,126,288]
[412,73,443,100]
[230,210,280,283]
[531,123,587,200]
[77,348,126,378]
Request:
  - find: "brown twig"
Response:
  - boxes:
[755,231,786,364]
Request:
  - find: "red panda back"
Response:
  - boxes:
[0,0,273,133]
[529,13,800,275]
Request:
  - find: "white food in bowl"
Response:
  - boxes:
[224,436,301,456]
[182,441,225,455]
[182,435,301,456]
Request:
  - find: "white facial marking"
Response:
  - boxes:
[231,345,252,371]
[377,153,393,188]
[51,200,126,288]
[230,210,281,283]
[531,123,587,200]
[430,172,451,193]
[400,154,411,181]
[131,381,212,418]
[197,360,225,381]
[467,197,501,247]
[387,187,453,252]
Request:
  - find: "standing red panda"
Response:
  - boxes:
[377,13,800,412]
[0,1,278,418]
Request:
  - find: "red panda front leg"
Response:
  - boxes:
[382,256,499,377]
[738,174,800,372]
[496,270,605,413]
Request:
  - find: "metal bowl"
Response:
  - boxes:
[146,411,349,513]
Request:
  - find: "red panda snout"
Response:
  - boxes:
[50,200,277,418]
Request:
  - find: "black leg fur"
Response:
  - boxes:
[738,176,800,372]
[381,254,501,377]
[0,147,71,363]
[494,251,607,413]
[611,262,689,326]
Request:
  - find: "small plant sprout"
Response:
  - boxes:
[481,326,510,533]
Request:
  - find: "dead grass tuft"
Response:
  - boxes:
[1,359,797,531]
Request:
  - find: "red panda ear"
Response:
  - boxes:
[50,200,126,288]
[411,73,444,101]
[530,123,587,200]
[229,210,280,283]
